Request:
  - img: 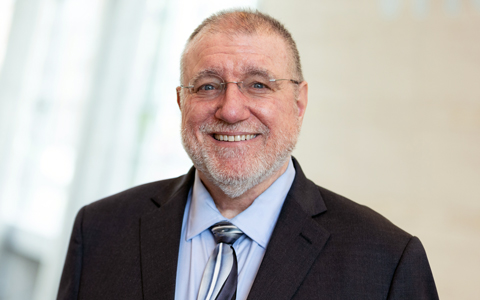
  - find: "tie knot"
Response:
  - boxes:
[210,221,243,245]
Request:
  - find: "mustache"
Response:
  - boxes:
[199,120,269,135]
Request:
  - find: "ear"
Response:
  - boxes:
[176,86,182,110]
[296,81,308,120]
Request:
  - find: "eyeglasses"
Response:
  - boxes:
[180,74,300,100]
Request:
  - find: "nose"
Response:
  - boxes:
[214,82,251,124]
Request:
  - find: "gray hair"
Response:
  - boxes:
[180,9,304,85]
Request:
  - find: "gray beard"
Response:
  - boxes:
[181,120,299,198]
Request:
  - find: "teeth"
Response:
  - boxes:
[214,134,257,142]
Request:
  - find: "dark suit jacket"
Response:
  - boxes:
[57,158,438,299]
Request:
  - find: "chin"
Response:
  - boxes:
[189,144,292,198]
[203,161,277,198]
[181,119,300,198]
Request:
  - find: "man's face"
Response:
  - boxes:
[178,32,308,198]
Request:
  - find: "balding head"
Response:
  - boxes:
[180,9,304,84]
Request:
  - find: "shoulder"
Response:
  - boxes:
[69,171,193,253]
[84,177,179,215]
[317,185,409,234]
[287,178,437,297]
[78,170,193,228]
[291,157,411,246]
[314,184,412,254]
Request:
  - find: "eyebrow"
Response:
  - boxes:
[240,66,273,79]
[189,68,224,84]
[189,66,275,84]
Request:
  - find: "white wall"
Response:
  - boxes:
[259,1,480,299]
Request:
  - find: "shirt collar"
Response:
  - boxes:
[186,158,296,248]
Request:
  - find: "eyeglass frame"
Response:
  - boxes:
[179,76,301,99]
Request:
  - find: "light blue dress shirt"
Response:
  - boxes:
[174,158,296,300]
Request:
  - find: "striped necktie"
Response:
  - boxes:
[197,222,244,300]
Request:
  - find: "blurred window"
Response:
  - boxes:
[0,1,257,299]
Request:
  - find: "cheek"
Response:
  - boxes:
[254,100,298,130]
[181,102,216,132]
[182,102,201,121]
[251,100,278,124]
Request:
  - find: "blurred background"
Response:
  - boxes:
[0,0,478,299]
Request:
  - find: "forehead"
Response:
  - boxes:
[183,32,291,81]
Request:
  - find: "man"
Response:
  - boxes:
[58,9,438,300]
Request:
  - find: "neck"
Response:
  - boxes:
[198,159,290,219]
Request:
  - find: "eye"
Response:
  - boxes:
[252,82,266,89]
[246,80,273,95]
[195,83,219,93]
[201,84,215,90]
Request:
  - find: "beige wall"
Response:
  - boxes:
[260,1,480,298]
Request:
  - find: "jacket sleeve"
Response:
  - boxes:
[387,236,439,299]
[57,207,85,300]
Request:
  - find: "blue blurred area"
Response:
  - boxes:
[0,0,257,299]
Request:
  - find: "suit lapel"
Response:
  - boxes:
[140,168,195,300]
[247,158,331,300]
[138,159,329,300]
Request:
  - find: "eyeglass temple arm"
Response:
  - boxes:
[269,79,301,84]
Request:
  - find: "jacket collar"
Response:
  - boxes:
[247,157,330,300]
[140,157,330,300]
[140,167,195,300]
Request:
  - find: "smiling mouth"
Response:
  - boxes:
[213,134,258,142]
